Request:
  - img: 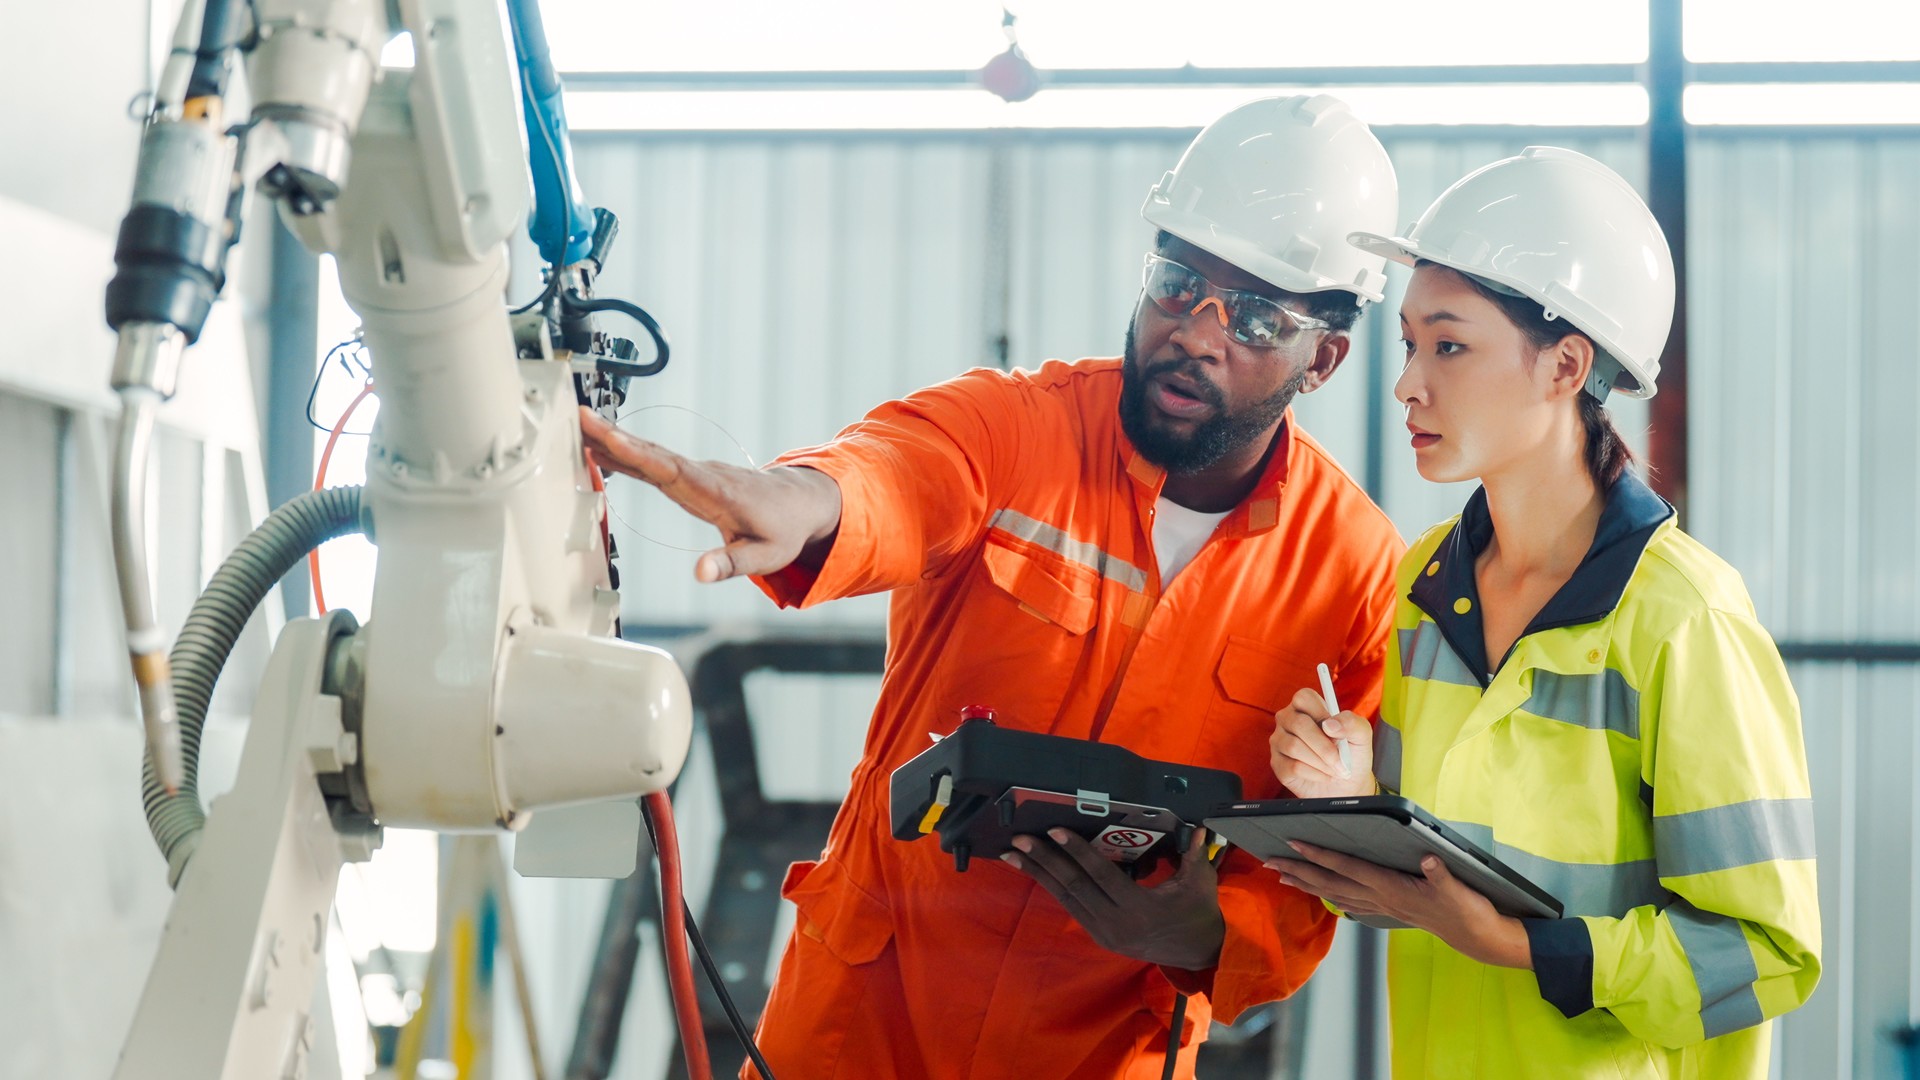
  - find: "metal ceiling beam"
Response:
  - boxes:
[561,60,1920,93]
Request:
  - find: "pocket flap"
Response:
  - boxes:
[781,859,894,966]
[1215,636,1317,712]
[982,537,1098,635]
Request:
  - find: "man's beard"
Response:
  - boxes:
[1119,324,1305,474]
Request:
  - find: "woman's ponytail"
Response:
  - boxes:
[1578,392,1636,488]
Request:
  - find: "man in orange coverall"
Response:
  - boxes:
[582,95,1405,1079]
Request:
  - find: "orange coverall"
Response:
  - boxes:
[746,358,1404,1078]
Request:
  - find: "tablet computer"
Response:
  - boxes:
[1203,795,1562,930]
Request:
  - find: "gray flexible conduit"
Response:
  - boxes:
[142,485,367,887]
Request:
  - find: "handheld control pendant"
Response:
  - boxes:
[890,706,1242,874]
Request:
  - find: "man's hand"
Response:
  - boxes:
[579,406,842,582]
[1002,827,1225,971]
[1266,841,1532,969]
[1269,686,1378,799]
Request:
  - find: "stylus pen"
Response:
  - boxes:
[1317,662,1353,780]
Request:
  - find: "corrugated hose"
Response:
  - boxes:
[140,484,367,887]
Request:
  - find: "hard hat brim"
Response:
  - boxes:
[1347,230,1657,400]
[1156,215,1389,303]
[1346,231,1421,268]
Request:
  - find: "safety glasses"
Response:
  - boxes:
[1140,253,1330,348]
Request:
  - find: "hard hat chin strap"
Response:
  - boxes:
[1585,352,1624,403]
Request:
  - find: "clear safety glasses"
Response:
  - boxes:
[1140,253,1331,348]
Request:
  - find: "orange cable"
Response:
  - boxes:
[598,441,707,1076]
[311,381,376,614]
[645,791,712,1080]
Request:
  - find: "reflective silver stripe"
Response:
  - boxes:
[1667,898,1766,1038]
[1520,669,1641,740]
[1398,624,1479,688]
[1374,722,1404,792]
[988,509,1148,591]
[1655,798,1816,878]
[1441,819,1670,919]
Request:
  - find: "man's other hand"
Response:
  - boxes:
[579,406,842,582]
[1002,827,1225,972]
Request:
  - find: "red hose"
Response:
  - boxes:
[645,791,712,1079]
[607,437,710,1077]
[310,380,376,614]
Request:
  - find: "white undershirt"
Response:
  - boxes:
[1151,496,1232,585]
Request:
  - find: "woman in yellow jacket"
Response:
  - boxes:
[1267,147,1820,1079]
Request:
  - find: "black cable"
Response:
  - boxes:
[304,337,373,433]
[561,290,671,376]
[683,900,778,1080]
[508,288,552,316]
[639,799,778,1080]
[1162,994,1187,1080]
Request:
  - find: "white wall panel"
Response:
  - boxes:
[0,396,60,715]
[0,181,272,1076]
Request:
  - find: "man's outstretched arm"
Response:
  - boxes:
[581,369,1025,604]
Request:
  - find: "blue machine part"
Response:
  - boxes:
[504,0,594,267]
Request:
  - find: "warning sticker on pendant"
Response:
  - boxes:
[1094,826,1166,861]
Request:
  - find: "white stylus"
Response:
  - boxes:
[1317,662,1353,780]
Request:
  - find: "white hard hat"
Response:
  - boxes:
[1349,146,1674,400]
[1142,94,1399,303]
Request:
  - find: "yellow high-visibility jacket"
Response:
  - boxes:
[1376,474,1820,1079]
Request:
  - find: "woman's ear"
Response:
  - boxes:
[1544,333,1595,402]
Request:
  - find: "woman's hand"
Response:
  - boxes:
[1269,687,1378,799]
[1266,841,1533,969]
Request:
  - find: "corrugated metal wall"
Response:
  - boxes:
[1689,132,1920,1080]
[563,128,1919,1078]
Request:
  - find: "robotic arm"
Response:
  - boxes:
[106,2,692,1076]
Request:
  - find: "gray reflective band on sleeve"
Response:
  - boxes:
[1440,819,1670,919]
[1519,669,1641,740]
[1374,721,1404,792]
[989,509,1149,591]
[1667,898,1766,1039]
[1655,798,1816,878]
[1399,624,1479,688]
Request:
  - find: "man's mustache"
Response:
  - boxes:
[1140,355,1225,409]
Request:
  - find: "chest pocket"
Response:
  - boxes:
[1197,636,1320,794]
[981,534,1097,635]
[928,534,1102,735]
